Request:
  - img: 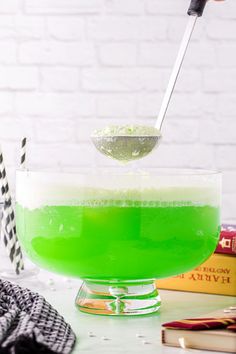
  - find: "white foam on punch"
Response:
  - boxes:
[16,171,220,210]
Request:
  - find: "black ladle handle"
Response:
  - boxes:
[187,0,208,17]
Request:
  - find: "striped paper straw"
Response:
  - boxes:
[0,147,24,274]
[20,137,27,169]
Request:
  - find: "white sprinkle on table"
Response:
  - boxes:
[65,278,71,283]
[47,279,54,286]
[101,336,110,341]
[88,332,96,338]
[142,340,151,345]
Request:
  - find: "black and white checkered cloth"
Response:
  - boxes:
[0,279,76,354]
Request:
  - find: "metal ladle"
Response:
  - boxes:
[92,0,208,162]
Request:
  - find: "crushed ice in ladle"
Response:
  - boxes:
[91,125,161,162]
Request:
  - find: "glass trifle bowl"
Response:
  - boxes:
[15,168,221,316]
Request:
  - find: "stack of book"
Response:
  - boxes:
[157,224,236,296]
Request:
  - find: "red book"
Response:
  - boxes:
[215,224,236,256]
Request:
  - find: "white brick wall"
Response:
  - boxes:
[0,0,235,223]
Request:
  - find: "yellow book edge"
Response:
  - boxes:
[156,254,236,296]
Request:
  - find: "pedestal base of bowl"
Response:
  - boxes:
[75,280,161,316]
